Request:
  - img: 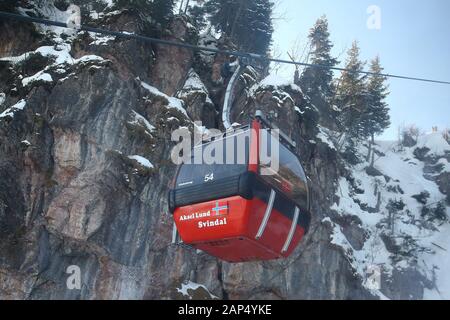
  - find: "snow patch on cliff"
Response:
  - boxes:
[0,100,27,119]
[317,126,337,150]
[129,111,155,135]
[178,69,213,105]
[2,43,105,81]
[89,35,116,46]
[22,71,53,87]
[128,155,154,169]
[251,74,302,94]
[102,0,116,8]
[259,74,291,88]
[17,2,80,36]
[177,281,218,299]
[437,158,450,172]
[141,81,188,117]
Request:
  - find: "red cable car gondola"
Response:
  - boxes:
[168,111,311,262]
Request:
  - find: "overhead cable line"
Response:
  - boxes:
[1,11,450,85]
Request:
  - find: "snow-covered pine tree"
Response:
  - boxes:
[234,0,274,54]
[336,41,368,158]
[203,0,274,54]
[300,16,338,99]
[361,56,391,164]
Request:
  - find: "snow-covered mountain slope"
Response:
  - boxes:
[326,132,450,299]
[423,222,450,299]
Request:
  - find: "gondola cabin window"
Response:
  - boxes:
[176,130,251,189]
[259,129,308,210]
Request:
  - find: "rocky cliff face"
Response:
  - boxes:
[1,1,449,300]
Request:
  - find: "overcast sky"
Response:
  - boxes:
[272,0,450,140]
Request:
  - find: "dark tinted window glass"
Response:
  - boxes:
[176,130,250,188]
[259,129,308,210]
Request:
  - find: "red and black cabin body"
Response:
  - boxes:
[168,113,311,263]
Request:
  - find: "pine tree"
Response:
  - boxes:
[203,0,239,34]
[361,56,391,164]
[336,41,368,155]
[235,0,273,54]
[151,0,175,26]
[203,0,274,54]
[113,0,174,27]
[188,3,209,30]
[300,16,338,98]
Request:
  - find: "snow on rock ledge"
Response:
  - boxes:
[0,100,27,119]
[178,69,213,105]
[317,126,337,150]
[141,81,188,118]
[22,71,53,87]
[128,155,154,169]
[128,110,155,136]
[251,74,303,94]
